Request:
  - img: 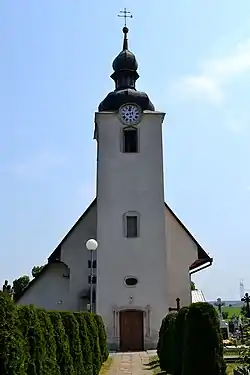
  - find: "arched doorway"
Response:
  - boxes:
[119,310,144,351]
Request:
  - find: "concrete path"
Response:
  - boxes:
[108,352,155,375]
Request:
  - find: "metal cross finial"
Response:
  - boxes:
[215,298,225,318]
[169,298,181,312]
[118,8,133,27]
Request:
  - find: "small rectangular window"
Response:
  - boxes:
[123,128,138,153]
[126,216,138,237]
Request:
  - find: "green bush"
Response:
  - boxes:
[92,314,109,363]
[0,294,108,375]
[60,312,84,374]
[82,312,101,375]
[0,292,26,374]
[173,306,189,375]
[17,305,46,375]
[74,313,93,375]
[222,311,229,320]
[36,309,59,375]
[157,312,177,373]
[182,302,226,375]
[48,311,74,375]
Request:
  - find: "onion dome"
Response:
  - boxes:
[98,27,154,112]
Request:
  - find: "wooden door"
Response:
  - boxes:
[119,310,144,351]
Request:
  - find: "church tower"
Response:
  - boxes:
[95,26,168,350]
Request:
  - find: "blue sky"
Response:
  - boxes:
[1,0,250,301]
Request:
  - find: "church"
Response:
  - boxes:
[17,24,213,351]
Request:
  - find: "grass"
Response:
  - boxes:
[226,363,241,375]
[222,306,242,318]
[147,355,241,375]
[99,356,113,375]
[224,348,241,357]
[146,356,164,375]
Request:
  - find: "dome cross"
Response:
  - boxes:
[118,8,133,27]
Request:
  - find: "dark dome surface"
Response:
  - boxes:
[98,27,155,112]
[112,49,138,72]
[99,88,155,112]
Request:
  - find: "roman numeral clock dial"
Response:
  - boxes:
[119,104,141,125]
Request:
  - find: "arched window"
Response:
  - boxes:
[123,211,140,238]
[123,127,138,153]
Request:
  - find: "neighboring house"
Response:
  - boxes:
[191,289,206,303]
[16,26,213,351]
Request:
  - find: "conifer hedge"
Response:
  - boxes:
[157,312,177,374]
[0,291,108,375]
[182,302,226,375]
[93,314,109,363]
[74,313,93,375]
[173,306,189,375]
[61,312,84,374]
[157,303,226,375]
[48,311,74,375]
[82,312,102,375]
[0,292,26,374]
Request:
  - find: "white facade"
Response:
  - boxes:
[95,110,167,348]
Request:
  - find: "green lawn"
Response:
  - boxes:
[99,356,113,375]
[147,355,241,375]
[222,306,242,318]
[224,348,241,356]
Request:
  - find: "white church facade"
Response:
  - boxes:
[17,26,213,351]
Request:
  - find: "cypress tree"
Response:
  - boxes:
[36,309,59,375]
[182,302,226,375]
[17,305,46,375]
[48,311,74,375]
[60,312,84,374]
[74,313,93,375]
[173,306,189,375]
[0,292,26,375]
[92,314,109,363]
[157,312,177,373]
[82,313,101,375]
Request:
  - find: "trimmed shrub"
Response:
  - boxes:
[17,305,46,375]
[157,312,177,373]
[36,309,60,375]
[60,312,84,374]
[93,314,109,363]
[0,292,26,374]
[48,311,74,375]
[0,295,108,375]
[82,312,101,375]
[182,302,226,375]
[173,306,189,375]
[74,313,93,375]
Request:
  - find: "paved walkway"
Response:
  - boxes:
[108,352,155,375]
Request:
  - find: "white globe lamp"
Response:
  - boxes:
[86,239,98,251]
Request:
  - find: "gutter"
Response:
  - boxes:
[189,258,213,275]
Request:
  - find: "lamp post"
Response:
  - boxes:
[86,239,98,313]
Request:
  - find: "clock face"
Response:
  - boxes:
[119,104,141,125]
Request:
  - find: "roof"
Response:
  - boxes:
[192,289,206,303]
[16,198,212,301]
[165,203,213,271]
